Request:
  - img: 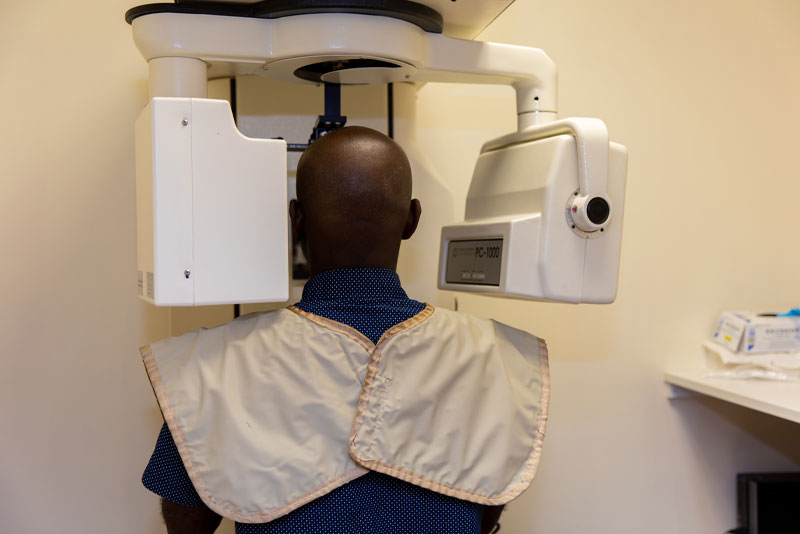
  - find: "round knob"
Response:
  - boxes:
[586,197,611,225]
[569,194,612,233]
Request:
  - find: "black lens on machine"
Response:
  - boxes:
[586,197,610,225]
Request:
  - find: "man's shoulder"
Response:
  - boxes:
[231,307,290,327]
[149,308,292,350]
[426,306,543,345]
[427,306,495,329]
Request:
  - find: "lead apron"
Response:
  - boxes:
[140,305,549,523]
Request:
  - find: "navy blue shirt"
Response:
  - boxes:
[142,268,483,533]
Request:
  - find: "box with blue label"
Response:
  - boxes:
[712,312,800,354]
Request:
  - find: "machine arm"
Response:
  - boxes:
[131,11,557,126]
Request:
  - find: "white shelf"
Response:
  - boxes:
[665,359,800,424]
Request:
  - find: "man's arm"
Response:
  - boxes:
[481,504,505,534]
[161,498,222,534]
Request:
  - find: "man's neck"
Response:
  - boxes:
[308,259,398,278]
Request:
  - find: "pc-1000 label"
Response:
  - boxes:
[445,238,503,286]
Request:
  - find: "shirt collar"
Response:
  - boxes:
[300,268,409,302]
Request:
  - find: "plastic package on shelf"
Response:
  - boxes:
[702,341,800,381]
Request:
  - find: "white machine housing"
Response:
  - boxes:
[438,119,628,303]
[136,97,288,306]
[128,3,627,305]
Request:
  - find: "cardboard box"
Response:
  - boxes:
[712,311,800,354]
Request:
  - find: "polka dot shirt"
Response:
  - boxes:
[142,268,484,533]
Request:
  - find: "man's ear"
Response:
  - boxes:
[401,199,422,240]
[289,199,305,247]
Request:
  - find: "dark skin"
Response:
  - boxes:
[290,126,421,274]
[161,126,503,533]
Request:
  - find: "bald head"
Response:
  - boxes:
[291,126,421,275]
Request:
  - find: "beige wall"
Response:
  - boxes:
[0,2,170,533]
[416,0,800,532]
[1,1,799,533]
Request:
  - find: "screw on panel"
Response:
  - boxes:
[184,269,191,279]
[181,118,189,126]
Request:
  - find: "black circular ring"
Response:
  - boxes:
[294,58,401,83]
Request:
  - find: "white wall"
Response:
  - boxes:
[415,0,800,532]
[0,2,168,532]
[2,1,799,533]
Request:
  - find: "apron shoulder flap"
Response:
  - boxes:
[349,307,549,505]
[140,308,371,523]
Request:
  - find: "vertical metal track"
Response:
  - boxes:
[387,83,394,139]
[230,76,241,320]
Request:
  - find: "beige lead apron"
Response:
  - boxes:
[141,305,549,523]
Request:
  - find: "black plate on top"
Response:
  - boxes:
[125,0,443,33]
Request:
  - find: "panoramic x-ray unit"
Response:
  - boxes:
[128,0,628,307]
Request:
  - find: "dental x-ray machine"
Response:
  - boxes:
[128,0,628,306]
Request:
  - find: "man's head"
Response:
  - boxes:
[290,126,422,276]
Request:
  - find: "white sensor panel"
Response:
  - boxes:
[136,97,289,306]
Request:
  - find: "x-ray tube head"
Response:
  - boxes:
[438,118,628,304]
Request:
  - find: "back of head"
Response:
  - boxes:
[294,126,419,274]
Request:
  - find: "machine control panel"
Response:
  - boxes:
[444,238,503,286]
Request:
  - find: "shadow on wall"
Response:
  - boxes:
[697,398,800,465]
[671,396,800,468]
